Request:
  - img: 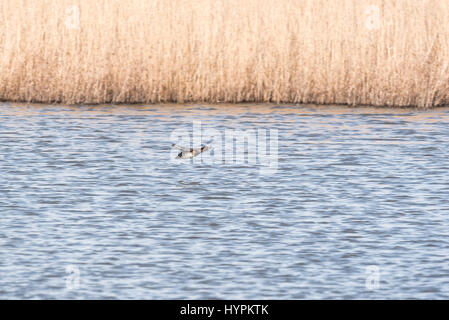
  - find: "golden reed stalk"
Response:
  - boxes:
[0,0,448,108]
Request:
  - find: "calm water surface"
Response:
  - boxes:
[0,102,449,299]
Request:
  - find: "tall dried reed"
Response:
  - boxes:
[0,0,448,107]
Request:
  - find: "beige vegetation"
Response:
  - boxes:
[0,0,448,108]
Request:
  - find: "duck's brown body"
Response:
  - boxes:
[172,144,211,159]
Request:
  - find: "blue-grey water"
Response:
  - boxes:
[0,102,448,299]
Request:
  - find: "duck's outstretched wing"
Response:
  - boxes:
[200,145,212,152]
[172,144,192,152]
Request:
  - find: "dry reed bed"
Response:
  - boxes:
[0,0,449,107]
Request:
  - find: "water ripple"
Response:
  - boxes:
[0,103,449,299]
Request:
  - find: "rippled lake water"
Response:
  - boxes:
[1,102,449,299]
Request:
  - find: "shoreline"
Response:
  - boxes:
[2,101,449,115]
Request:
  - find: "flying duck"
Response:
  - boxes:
[172,144,211,159]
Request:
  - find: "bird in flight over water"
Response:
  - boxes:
[172,143,212,159]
